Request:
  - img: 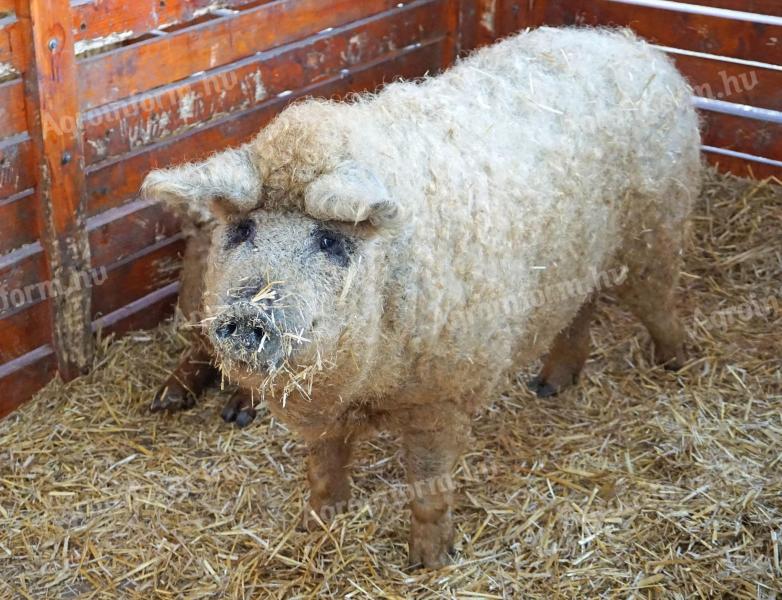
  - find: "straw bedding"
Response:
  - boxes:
[1,169,780,599]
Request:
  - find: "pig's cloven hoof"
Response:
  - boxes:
[150,385,197,412]
[527,374,577,398]
[220,393,257,428]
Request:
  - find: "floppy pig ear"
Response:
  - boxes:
[304,161,402,229]
[141,146,262,225]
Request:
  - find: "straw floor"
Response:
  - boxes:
[1,169,780,599]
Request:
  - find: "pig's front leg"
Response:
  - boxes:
[401,406,470,569]
[299,434,353,531]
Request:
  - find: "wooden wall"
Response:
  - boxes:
[0,0,780,418]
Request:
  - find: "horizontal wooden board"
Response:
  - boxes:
[704,149,782,180]
[0,190,37,254]
[78,0,408,109]
[0,299,51,364]
[0,245,46,304]
[666,0,782,17]
[0,347,57,421]
[81,0,450,164]
[94,282,179,338]
[671,51,782,113]
[72,0,253,46]
[92,236,184,318]
[88,199,181,267]
[495,0,554,38]
[0,79,25,139]
[537,0,781,65]
[0,0,14,13]
[0,134,33,200]
[0,15,22,72]
[85,37,446,214]
[700,109,782,161]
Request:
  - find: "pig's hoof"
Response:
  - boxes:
[408,521,455,569]
[527,375,561,398]
[408,541,455,570]
[221,393,256,428]
[150,385,197,412]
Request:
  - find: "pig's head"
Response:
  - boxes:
[142,141,403,395]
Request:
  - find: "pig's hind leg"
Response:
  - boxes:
[529,299,595,398]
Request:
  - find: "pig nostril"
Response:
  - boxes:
[216,321,237,339]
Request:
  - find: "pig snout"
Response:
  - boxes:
[209,301,286,370]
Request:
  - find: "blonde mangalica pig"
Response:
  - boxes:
[143,27,700,567]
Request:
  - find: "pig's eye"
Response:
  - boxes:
[314,229,350,266]
[226,218,255,249]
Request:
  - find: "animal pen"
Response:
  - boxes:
[0,0,781,596]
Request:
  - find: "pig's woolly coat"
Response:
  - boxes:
[149,27,700,425]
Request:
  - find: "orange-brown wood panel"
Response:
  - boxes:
[535,0,781,64]
[0,0,15,12]
[72,0,253,44]
[667,0,782,17]
[85,37,447,214]
[0,79,25,138]
[92,236,185,319]
[0,246,47,303]
[94,283,179,339]
[700,110,782,161]
[0,190,37,254]
[0,135,34,199]
[0,14,23,72]
[78,0,411,109]
[495,0,552,38]
[88,200,181,267]
[704,151,782,180]
[81,0,451,165]
[0,348,57,420]
[671,52,782,112]
[15,0,94,379]
[0,300,52,364]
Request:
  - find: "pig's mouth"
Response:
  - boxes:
[208,302,305,374]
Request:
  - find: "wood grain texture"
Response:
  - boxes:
[72,0,254,44]
[0,14,23,72]
[81,0,451,165]
[0,189,37,254]
[0,79,25,139]
[0,347,56,420]
[666,0,782,17]
[85,37,446,214]
[0,299,51,364]
[78,0,406,109]
[672,52,782,113]
[92,236,185,319]
[536,0,781,64]
[700,110,782,161]
[15,0,94,379]
[0,134,33,200]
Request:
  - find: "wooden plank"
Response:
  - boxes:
[0,79,25,139]
[0,189,37,254]
[495,0,551,39]
[78,0,407,109]
[88,199,181,267]
[0,347,57,421]
[704,150,782,180]
[85,36,447,214]
[15,0,94,380]
[0,14,23,72]
[537,0,782,65]
[699,110,782,161]
[0,134,34,199]
[667,0,782,17]
[72,0,252,46]
[0,300,52,364]
[0,245,47,304]
[671,51,782,113]
[81,0,451,164]
[94,282,179,338]
[92,236,185,318]
[0,1,15,13]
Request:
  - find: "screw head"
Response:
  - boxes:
[61,152,72,165]
[48,38,58,51]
